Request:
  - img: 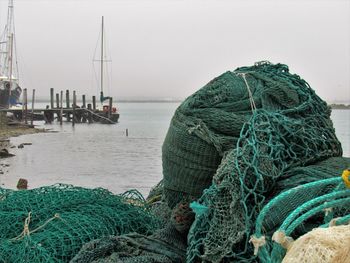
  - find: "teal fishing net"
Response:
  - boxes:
[0,184,160,262]
[1,62,348,263]
[252,176,350,263]
[73,62,347,262]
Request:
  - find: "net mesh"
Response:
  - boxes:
[282,224,350,263]
[0,184,160,263]
[1,61,348,263]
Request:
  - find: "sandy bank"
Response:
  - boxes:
[0,125,44,141]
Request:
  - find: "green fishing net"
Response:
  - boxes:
[0,184,160,262]
[1,61,348,263]
[72,62,347,263]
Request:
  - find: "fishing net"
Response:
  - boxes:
[0,184,160,262]
[281,224,350,263]
[2,61,347,263]
[251,174,350,263]
[71,62,347,263]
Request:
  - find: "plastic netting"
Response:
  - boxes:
[281,224,350,263]
[0,184,160,262]
[72,62,347,263]
[251,176,350,263]
[2,62,348,263]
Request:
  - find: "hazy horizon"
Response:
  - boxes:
[1,0,349,104]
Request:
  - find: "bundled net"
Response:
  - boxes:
[250,173,350,262]
[4,61,347,263]
[71,62,348,262]
[282,224,350,263]
[159,61,346,262]
[0,184,160,262]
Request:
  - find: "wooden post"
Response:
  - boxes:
[31,89,35,125]
[66,90,70,108]
[60,90,63,125]
[50,88,54,109]
[72,90,76,126]
[66,90,70,122]
[23,88,28,124]
[87,103,92,123]
[82,95,86,108]
[56,93,59,108]
[92,96,96,110]
[108,97,112,119]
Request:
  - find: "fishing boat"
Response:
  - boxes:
[93,16,119,123]
[0,0,22,109]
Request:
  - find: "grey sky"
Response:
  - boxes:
[1,0,349,102]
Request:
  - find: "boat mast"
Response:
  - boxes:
[100,16,104,98]
[8,33,13,107]
[1,0,14,79]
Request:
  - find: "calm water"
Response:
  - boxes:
[0,104,349,196]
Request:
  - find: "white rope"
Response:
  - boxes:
[11,212,61,241]
[188,124,200,134]
[329,217,340,227]
[272,231,294,250]
[249,235,266,255]
[324,207,333,217]
[236,72,257,112]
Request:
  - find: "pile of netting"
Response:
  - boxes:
[281,223,350,263]
[71,62,350,262]
[2,61,349,263]
[251,172,350,263]
[0,184,161,262]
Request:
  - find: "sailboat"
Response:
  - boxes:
[93,16,119,123]
[0,0,22,109]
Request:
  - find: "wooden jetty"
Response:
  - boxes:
[0,88,119,125]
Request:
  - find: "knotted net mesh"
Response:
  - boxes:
[1,62,348,263]
[0,184,160,262]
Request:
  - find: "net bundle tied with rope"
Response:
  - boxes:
[2,61,348,263]
[73,61,349,262]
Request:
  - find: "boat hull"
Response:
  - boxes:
[0,81,22,109]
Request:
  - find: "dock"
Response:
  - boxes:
[0,88,119,125]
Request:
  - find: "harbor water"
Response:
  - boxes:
[0,103,349,196]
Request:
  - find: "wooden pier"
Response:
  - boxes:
[0,88,119,125]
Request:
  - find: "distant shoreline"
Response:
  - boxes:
[330,104,350,110]
[32,99,184,104]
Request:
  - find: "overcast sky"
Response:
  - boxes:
[1,0,349,102]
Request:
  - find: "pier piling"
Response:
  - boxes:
[56,93,59,109]
[31,89,35,126]
[92,96,96,110]
[82,95,86,108]
[60,91,63,125]
[72,91,76,127]
[50,88,54,109]
[108,98,112,119]
[66,90,70,122]
[87,104,92,123]
[23,88,28,124]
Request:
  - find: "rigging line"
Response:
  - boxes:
[12,8,19,82]
[92,61,99,94]
[92,27,102,95]
[103,24,112,95]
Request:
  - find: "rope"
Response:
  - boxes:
[11,212,61,241]
[324,207,333,217]
[77,108,117,124]
[272,231,294,250]
[236,72,257,112]
[329,217,340,227]
[249,235,266,255]
[188,124,201,134]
